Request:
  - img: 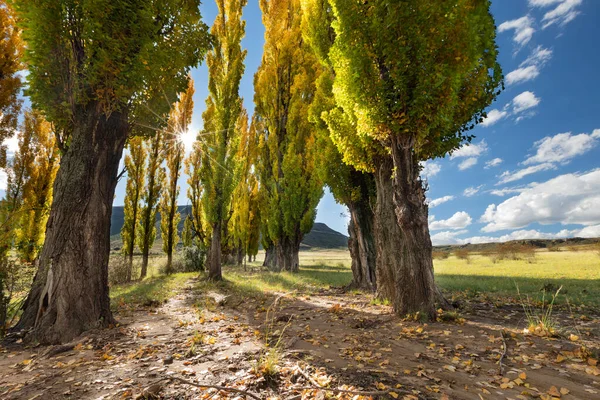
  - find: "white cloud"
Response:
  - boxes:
[512,91,541,113]
[431,230,468,246]
[2,133,19,155]
[498,16,535,47]
[429,195,455,208]
[497,163,556,184]
[519,46,553,68]
[420,161,441,179]
[481,109,508,127]
[485,158,503,168]
[528,0,562,7]
[506,65,540,85]
[539,0,582,29]
[451,140,488,159]
[524,131,599,165]
[489,186,527,196]
[463,185,482,197]
[430,211,472,231]
[458,157,478,171]
[482,169,600,232]
[0,169,7,191]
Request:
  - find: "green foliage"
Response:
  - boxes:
[121,137,146,262]
[137,133,166,259]
[11,0,210,142]
[320,0,502,169]
[198,0,247,252]
[0,1,23,167]
[254,0,323,251]
[181,245,206,272]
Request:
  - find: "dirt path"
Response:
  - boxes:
[1,279,599,399]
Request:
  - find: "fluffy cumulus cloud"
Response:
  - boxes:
[498,16,535,47]
[481,169,600,232]
[512,91,541,113]
[429,212,472,231]
[2,133,19,156]
[458,157,478,171]
[481,109,508,127]
[420,161,441,179]
[430,230,468,246]
[0,169,7,191]
[506,65,540,86]
[485,158,503,168]
[451,140,488,159]
[524,131,600,165]
[429,195,455,208]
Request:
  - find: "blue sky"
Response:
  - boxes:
[5,0,599,242]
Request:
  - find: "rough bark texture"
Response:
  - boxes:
[347,200,376,291]
[272,236,300,273]
[263,245,275,268]
[14,103,127,344]
[207,222,222,280]
[374,137,437,319]
[140,253,149,280]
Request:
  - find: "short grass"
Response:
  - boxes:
[109,248,600,309]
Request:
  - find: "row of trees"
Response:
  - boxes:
[1,0,502,343]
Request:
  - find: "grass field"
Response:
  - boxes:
[109,248,600,309]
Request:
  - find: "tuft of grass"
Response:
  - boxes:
[370,297,391,306]
[518,284,562,337]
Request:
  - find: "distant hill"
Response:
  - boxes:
[433,237,600,252]
[110,206,348,250]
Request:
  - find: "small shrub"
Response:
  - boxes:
[108,257,130,285]
[181,245,207,272]
[432,251,450,260]
[547,245,562,252]
[1,258,35,336]
[454,248,470,262]
[496,243,537,263]
[518,284,562,337]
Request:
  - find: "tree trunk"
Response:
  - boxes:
[273,236,300,273]
[263,245,275,268]
[207,221,222,280]
[236,246,244,266]
[347,199,376,291]
[140,252,149,280]
[127,253,133,282]
[14,104,128,344]
[374,137,437,319]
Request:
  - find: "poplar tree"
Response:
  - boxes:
[184,144,205,246]
[160,79,194,273]
[12,0,210,343]
[199,0,247,280]
[314,0,502,317]
[16,110,60,263]
[302,0,376,290]
[254,0,323,272]
[0,1,22,167]
[229,112,260,267]
[137,132,166,279]
[121,137,146,281]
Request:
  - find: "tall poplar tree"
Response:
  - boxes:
[314,0,502,317]
[254,0,323,272]
[0,1,22,167]
[184,143,205,246]
[16,110,60,263]
[160,79,194,273]
[12,0,210,343]
[137,132,166,279]
[302,0,376,290]
[121,137,146,281]
[199,0,247,280]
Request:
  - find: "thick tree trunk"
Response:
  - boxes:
[347,199,376,291]
[14,104,128,344]
[273,236,300,273]
[207,222,222,280]
[374,138,437,319]
[263,245,275,268]
[236,246,244,266]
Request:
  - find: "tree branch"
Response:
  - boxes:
[141,376,261,400]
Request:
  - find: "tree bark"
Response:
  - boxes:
[272,236,300,273]
[347,199,376,291]
[263,245,275,268]
[374,137,437,319]
[140,252,149,280]
[14,103,128,344]
[207,221,222,280]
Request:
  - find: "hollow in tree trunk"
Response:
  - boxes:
[14,104,128,344]
[347,199,376,291]
[207,221,222,280]
[374,136,437,319]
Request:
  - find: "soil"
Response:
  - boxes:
[1,279,599,399]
